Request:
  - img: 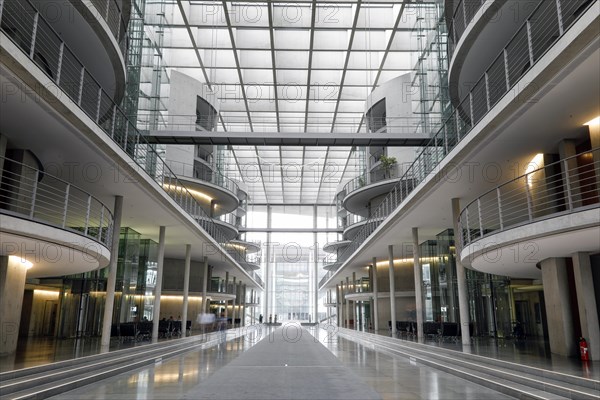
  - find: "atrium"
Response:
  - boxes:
[0,0,599,399]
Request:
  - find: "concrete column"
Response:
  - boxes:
[224,272,229,320]
[231,277,237,327]
[151,226,166,343]
[201,256,208,314]
[388,245,397,336]
[372,257,379,332]
[540,257,577,356]
[572,252,600,360]
[100,195,123,352]
[242,284,247,326]
[412,229,423,340]
[0,256,28,355]
[452,198,471,345]
[345,277,350,328]
[181,244,191,338]
[336,284,341,326]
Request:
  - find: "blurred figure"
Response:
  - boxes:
[259,314,263,324]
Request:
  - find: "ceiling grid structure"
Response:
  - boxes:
[140,0,437,204]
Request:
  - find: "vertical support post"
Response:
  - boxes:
[78,66,85,106]
[201,256,209,314]
[29,12,39,58]
[84,195,91,236]
[484,72,491,111]
[525,176,534,220]
[503,49,510,90]
[555,0,564,35]
[372,257,379,332]
[96,87,103,122]
[526,20,535,65]
[56,42,64,85]
[29,170,39,218]
[411,230,423,340]
[62,184,70,228]
[100,196,123,351]
[497,188,504,230]
[563,159,573,210]
[345,277,351,329]
[151,226,166,343]
[181,244,191,338]
[477,198,484,238]
[98,205,104,241]
[452,198,471,346]
[388,245,397,336]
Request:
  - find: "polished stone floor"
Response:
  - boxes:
[47,325,516,400]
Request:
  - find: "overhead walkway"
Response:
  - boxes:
[144,130,431,147]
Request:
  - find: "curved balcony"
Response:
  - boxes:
[228,239,261,254]
[459,149,600,278]
[0,1,263,288]
[340,165,404,216]
[166,160,244,217]
[79,0,130,57]
[323,240,352,254]
[239,254,262,271]
[323,259,341,272]
[449,0,595,106]
[0,156,113,276]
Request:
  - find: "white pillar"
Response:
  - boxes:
[181,244,191,338]
[201,256,208,314]
[412,229,423,340]
[336,284,341,327]
[345,277,350,328]
[231,277,237,327]
[100,196,123,352]
[572,252,600,360]
[388,245,397,336]
[151,226,166,343]
[372,257,379,332]
[540,257,577,356]
[452,198,471,345]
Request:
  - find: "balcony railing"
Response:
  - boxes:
[0,156,114,247]
[447,0,487,57]
[320,0,595,287]
[458,149,600,249]
[0,0,262,287]
[341,164,403,199]
[164,159,241,198]
[89,0,129,56]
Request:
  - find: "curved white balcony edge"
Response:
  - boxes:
[0,214,111,278]
[460,209,600,279]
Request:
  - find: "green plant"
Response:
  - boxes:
[379,155,397,178]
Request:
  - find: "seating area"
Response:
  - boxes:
[110,321,192,342]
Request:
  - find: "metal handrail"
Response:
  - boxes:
[322,0,595,287]
[164,159,241,197]
[458,149,600,249]
[341,163,403,198]
[0,156,114,247]
[89,0,129,56]
[448,0,486,58]
[0,0,262,287]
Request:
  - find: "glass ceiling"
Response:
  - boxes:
[139,0,439,204]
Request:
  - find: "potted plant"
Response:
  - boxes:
[379,155,397,179]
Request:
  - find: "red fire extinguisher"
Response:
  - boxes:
[579,337,589,361]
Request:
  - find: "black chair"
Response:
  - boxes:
[423,322,441,339]
[441,322,459,341]
[138,321,152,340]
[110,324,119,338]
[171,321,182,337]
[120,323,137,341]
[186,320,192,334]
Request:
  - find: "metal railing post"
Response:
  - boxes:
[98,205,104,241]
[555,0,564,35]
[29,170,39,218]
[62,184,71,228]
[497,188,504,230]
[95,88,102,122]
[477,198,484,238]
[526,20,535,65]
[56,42,64,85]
[84,195,91,235]
[484,72,491,111]
[503,49,510,90]
[110,105,117,138]
[465,207,471,244]
[29,12,39,58]
[525,176,533,220]
[78,66,85,106]
[563,159,573,210]
[469,92,474,124]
